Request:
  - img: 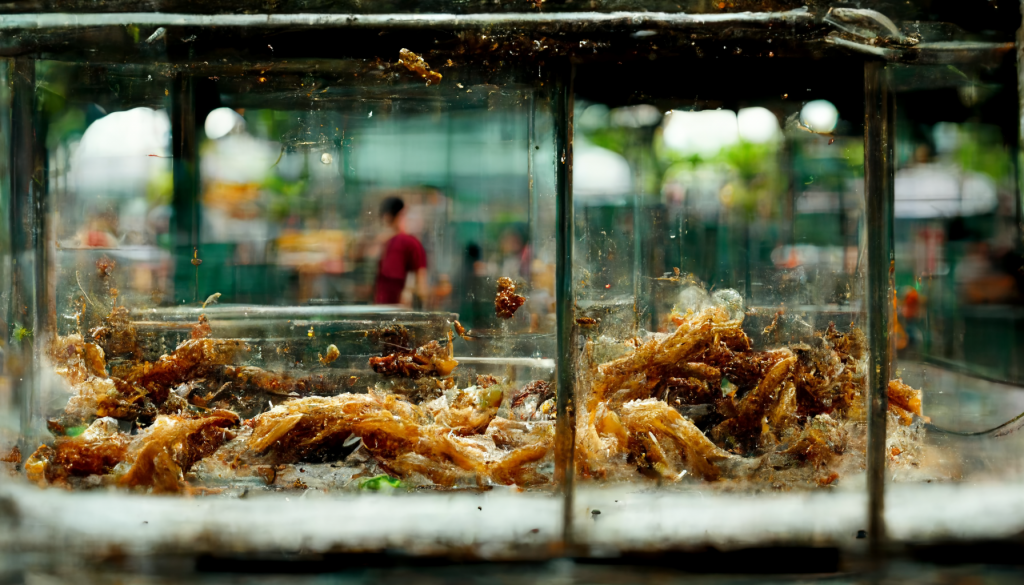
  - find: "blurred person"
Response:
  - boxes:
[75,210,120,248]
[375,197,428,308]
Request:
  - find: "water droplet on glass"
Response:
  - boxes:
[320,152,333,165]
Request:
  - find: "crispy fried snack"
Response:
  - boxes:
[434,385,503,435]
[620,399,733,480]
[495,277,525,320]
[887,379,923,425]
[125,338,249,391]
[120,411,239,493]
[576,308,741,478]
[398,48,442,86]
[25,418,129,487]
[49,334,107,385]
[777,414,848,469]
[64,376,152,422]
[50,336,249,424]
[369,332,458,378]
[248,393,551,487]
[576,305,916,488]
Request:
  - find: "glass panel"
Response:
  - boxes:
[6,54,562,517]
[0,58,13,465]
[570,58,872,549]
[885,57,1024,542]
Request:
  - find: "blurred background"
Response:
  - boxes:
[572,59,1021,385]
[37,62,557,335]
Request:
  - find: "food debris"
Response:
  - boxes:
[319,344,340,366]
[1,445,21,464]
[31,278,929,496]
[191,314,212,340]
[575,296,923,488]
[398,49,442,86]
[495,277,525,320]
[202,292,221,309]
[369,332,458,378]
[512,380,554,408]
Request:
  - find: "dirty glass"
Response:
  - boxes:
[569,56,874,550]
[884,56,1024,543]
[0,59,12,462]
[0,44,563,517]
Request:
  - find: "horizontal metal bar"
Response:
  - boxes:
[827,35,1013,64]
[0,9,814,30]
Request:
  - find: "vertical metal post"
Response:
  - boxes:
[1016,3,1024,249]
[553,62,576,553]
[171,71,199,304]
[8,57,45,450]
[864,60,895,558]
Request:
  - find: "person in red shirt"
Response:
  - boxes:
[375,197,428,307]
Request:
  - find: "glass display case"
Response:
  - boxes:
[0,0,1020,567]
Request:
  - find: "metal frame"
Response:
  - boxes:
[864,59,896,557]
[0,4,1013,561]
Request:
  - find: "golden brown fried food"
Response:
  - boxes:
[576,304,922,488]
[248,393,551,487]
[620,398,733,481]
[126,338,248,389]
[398,48,442,86]
[486,418,554,450]
[1,445,20,464]
[222,365,300,396]
[369,332,458,378]
[120,411,239,493]
[435,385,503,435]
[24,418,129,487]
[64,377,151,422]
[49,335,107,385]
[576,308,739,477]
[495,277,525,320]
[778,414,848,469]
[887,379,922,417]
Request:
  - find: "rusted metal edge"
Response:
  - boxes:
[863,59,895,559]
[0,9,815,30]
[828,36,1014,65]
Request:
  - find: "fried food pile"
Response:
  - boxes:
[26,288,922,494]
[29,305,555,493]
[575,305,922,488]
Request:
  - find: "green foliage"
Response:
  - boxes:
[956,125,1012,183]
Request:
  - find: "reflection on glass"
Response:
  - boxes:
[14,61,561,498]
[571,89,886,548]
